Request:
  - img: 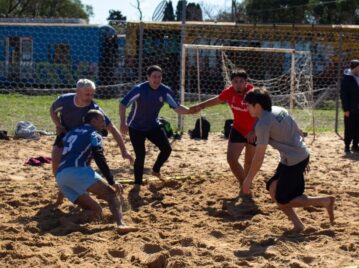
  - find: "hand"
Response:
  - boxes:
[122,151,134,165]
[242,178,252,195]
[344,111,350,117]
[120,123,128,136]
[246,131,256,144]
[113,183,124,194]
[56,125,66,135]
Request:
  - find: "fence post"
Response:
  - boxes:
[138,21,144,82]
[335,31,343,138]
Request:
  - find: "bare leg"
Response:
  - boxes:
[52,145,64,206]
[243,144,256,178]
[289,195,335,224]
[59,194,103,225]
[269,180,305,232]
[87,181,138,234]
[227,142,246,188]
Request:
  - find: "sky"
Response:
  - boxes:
[81,0,232,24]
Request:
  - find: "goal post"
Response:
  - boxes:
[179,43,315,138]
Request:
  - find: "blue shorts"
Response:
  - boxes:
[56,166,102,203]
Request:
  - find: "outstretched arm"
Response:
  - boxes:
[190,96,222,111]
[242,144,267,194]
[107,123,133,164]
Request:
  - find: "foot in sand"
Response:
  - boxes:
[152,171,165,181]
[117,225,139,235]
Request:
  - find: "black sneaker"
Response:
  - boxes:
[345,147,351,154]
[352,146,359,153]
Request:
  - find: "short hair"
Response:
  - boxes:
[230,69,248,81]
[350,59,359,70]
[244,88,272,111]
[146,65,162,76]
[77,79,96,90]
[84,109,104,124]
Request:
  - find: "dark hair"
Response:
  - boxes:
[350,59,359,70]
[230,69,248,81]
[146,65,162,76]
[84,109,104,124]
[244,88,272,111]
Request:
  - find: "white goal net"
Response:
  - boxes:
[180,44,315,137]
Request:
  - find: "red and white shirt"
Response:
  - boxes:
[218,83,255,137]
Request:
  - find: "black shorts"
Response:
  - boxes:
[229,127,255,145]
[266,156,309,204]
[53,133,66,148]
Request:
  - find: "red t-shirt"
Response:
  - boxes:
[218,84,255,137]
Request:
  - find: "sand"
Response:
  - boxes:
[0,133,358,267]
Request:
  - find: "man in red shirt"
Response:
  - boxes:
[190,69,256,196]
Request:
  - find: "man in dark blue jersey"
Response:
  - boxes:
[56,109,138,234]
[50,79,133,205]
[120,65,196,186]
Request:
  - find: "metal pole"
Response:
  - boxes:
[290,50,296,111]
[138,21,144,82]
[335,32,343,138]
[178,0,186,132]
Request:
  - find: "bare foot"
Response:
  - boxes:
[117,225,139,235]
[152,171,165,181]
[290,224,305,234]
[326,196,335,224]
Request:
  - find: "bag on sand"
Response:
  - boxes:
[158,117,173,138]
[189,117,210,140]
[15,121,39,140]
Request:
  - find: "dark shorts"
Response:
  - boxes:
[266,156,310,204]
[53,133,66,148]
[229,127,255,146]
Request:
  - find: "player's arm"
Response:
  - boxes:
[196,96,222,110]
[49,104,66,134]
[242,144,267,194]
[107,123,133,163]
[119,103,128,135]
[92,145,115,185]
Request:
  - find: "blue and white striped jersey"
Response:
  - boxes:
[57,124,102,174]
[120,82,179,131]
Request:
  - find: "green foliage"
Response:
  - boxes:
[0,0,91,19]
[107,10,126,22]
[243,0,359,24]
[163,1,175,21]
[175,0,203,21]
[0,94,343,135]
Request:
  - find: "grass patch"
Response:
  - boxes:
[0,93,343,135]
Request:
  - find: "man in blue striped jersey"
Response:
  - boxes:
[56,109,138,234]
[120,65,197,186]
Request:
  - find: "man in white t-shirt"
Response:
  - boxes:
[242,88,335,233]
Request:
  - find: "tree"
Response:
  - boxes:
[163,0,175,21]
[107,10,126,22]
[0,0,92,19]
[175,0,203,21]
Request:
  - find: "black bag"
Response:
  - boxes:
[189,117,210,140]
[223,119,234,139]
[158,117,173,138]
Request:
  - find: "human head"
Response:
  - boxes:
[84,109,105,130]
[76,79,96,104]
[350,59,359,75]
[244,88,272,117]
[146,65,163,90]
[230,69,248,93]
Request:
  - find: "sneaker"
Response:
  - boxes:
[351,146,359,153]
[345,148,351,154]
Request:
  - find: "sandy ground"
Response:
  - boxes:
[0,133,358,268]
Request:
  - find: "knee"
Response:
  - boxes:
[227,155,238,166]
[161,145,172,156]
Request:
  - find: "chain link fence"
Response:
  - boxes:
[1,20,359,135]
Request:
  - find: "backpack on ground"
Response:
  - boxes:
[223,119,234,139]
[158,117,173,138]
[189,117,210,140]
